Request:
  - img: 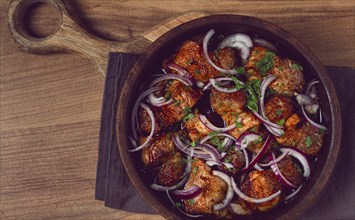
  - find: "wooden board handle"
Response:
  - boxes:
[8,0,208,76]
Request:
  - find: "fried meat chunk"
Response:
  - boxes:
[138,106,161,136]
[155,80,202,127]
[183,159,227,215]
[210,88,247,115]
[184,113,211,142]
[141,133,175,167]
[223,112,261,139]
[277,156,303,187]
[264,95,294,124]
[241,170,282,212]
[172,40,237,82]
[157,152,185,187]
[219,148,246,176]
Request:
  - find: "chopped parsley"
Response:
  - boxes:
[231,76,245,91]
[246,79,261,112]
[255,51,276,76]
[235,121,243,129]
[291,63,303,71]
[164,91,171,99]
[187,199,195,205]
[187,59,193,65]
[277,118,285,126]
[250,126,258,132]
[183,113,194,122]
[193,166,198,175]
[208,131,220,136]
[194,69,200,74]
[253,136,263,144]
[278,66,284,71]
[276,109,283,116]
[294,163,303,174]
[191,141,196,148]
[305,136,312,147]
[174,202,182,208]
[183,106,192,114]
[174,100,181,106]
[210,136,224,151]
[235,67,246,75]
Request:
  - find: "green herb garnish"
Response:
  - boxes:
[194,69,200,74]
[277,118,285,126]
[291,63,303,71]
[183,106,192,114]
[174,100,181,106]
[246,79,261,112]
[231,76,245,91]
[183,113,194,122]
[193,166,198,175]
[255,51,276,76]
[305,136,312,147]
[253,136,263,144]
[208,131,220,136]
[250,126,258,132]
[187,199,195,205]
[174,202,182,208]
[187,59,193,65]
[276,109,283,116]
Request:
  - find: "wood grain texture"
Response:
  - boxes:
[0,0,354,219]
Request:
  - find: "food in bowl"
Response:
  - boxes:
[128,29,327,218]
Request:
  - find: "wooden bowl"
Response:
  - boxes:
[116,14,341,220]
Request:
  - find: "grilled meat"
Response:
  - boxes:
[184,113,211,142]
[277,156,303,187]
[219,148,246,176]
[183,158,227,215]
[276,116,324,156]
[138,105,161,136]
[223,112,261,139]
[157,151,185,187]
[264,95,294,125]
[241,170,282,212]
[155,80,202,127]
[172,40,237,82]
[210,88,247,115]
[141,133,175,167]
[269,58,305,95]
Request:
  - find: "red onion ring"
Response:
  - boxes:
[232,178,281,203]
[258,151,289,167]
[200,133,236,145]
[301,105,327,131]
[218,33,253,48]
[150,73,193,87]
[236,132,262,150]
[242,149,250,170]
[212,171,235,211]
[172,186,202,199]
[305,80,319,95]
[254,163,264,171]
[147,93,173,107]
[166,190,203,218]
[295,94,316,105]
[202,81,212,91]
[253,38,278,53]
[242,134,272,172]
[131,86,162,140]
[280,147,310,178]
[270,152,297,188]
[165,62,191,79]
[172,135,211,160]
[203,29,238,75]
[285,184,303,201]
[209,77,245,93]
[199,114,236,132]
[128,103,155,152]
[260,74,277,117]
[228,203,250,215]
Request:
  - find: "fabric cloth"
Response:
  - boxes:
[95,53,355,219]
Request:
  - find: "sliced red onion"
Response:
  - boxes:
[285,185,303,201]
[172,186,202,199]
[128,103,155,152]
[236,132,262,150]
[319,107,323,123]
[202,81,212,91]
[166,190,203,218]
[228,203,250,215]
[252,111,282,129]
[254,163,263,171]
[196,81,205,88]
[271,152,297,188]
[280,147,310,178]
[242,149,249,169]
[205,160,219,167]
[222,162,235,169]
[150,73,193,87]
[209,77,245,93]
[200,133,236,145]
[218,33,253,48]
[221,41,250,62]
[258,151,289,167]
[265,124,285,137]
[260,74,277,117]
[301,105,327,131]
[305,104,319,114]
[203,29,238,75]
[172,135,211,160]
[165,62,191,79]
[253,38,278,52]
[199,114,236,132]
[147,93,173,107]
[232,178,281,203]
[242,134,272,172]
[305,80,319,95]
[212,171,234,211]
[203,143,222,163]
[295,94,316,105]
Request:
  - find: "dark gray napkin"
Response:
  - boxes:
[95,53,355,219]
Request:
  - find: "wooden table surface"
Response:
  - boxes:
[0,0,354,219]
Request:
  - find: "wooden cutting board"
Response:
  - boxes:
[8,0,209,76]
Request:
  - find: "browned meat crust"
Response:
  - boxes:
[223,112,261,139]
[264,95,294,124]
[141,133,175,167]
[210,88,247,115]
[183,159,227,215]
[241,170,282,212]
[277,156,303,186]
[219,148,246,176]
[184,113,211,142]
[157,152,185,186]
